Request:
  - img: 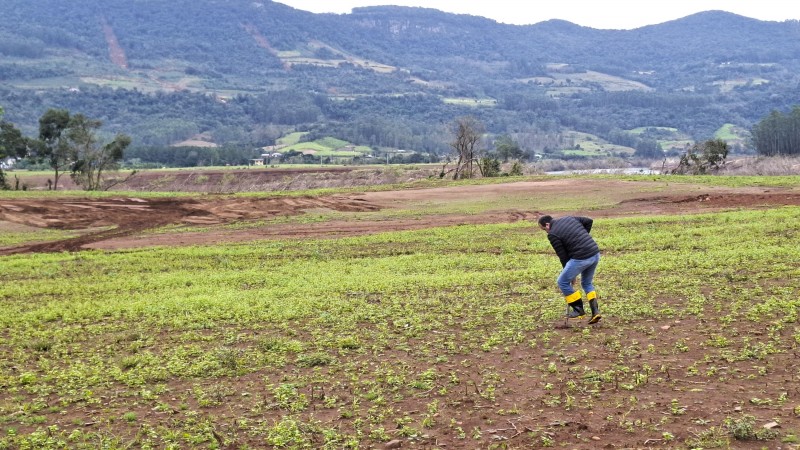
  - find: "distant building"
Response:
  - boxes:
[251,152,284,166]
[0,158,15,169]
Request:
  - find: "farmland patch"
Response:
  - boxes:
[0,191,798,448]
[2,177,799,254]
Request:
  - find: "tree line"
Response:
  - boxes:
[751,106,800,156]
[3,0,800,161]
[1,80,772,162]
[124,145,258,168]
[0,107,132,190]
[4,98,797,190]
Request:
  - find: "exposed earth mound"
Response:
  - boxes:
[0,195,378,254]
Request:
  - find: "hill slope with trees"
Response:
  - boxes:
[1,0,799,161]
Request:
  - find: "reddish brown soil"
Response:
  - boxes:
[101,18,128,69]
[17,166,363,192]
[2,178,799,255]
[119,166,365,191]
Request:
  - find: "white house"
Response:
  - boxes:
[0,158,15,169]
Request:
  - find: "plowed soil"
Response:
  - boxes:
[2,178,799,255]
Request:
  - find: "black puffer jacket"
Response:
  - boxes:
[547,216,599,267]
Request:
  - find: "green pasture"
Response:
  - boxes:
[0,169,50,184]
[714,123,750,141]
[714,124,737,140]
[313,137,350,149]
[560,130,634,155]
[280,142,330,153]
[279,137,371,156]
[277,132,308,146]
[1,176,800,448]
[0,227,79,247]
[621,174,800,188]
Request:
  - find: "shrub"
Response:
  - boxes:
[724,414,779,441]
[672,139,729,175]
[479,157,501,177]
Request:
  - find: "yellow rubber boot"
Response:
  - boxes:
[565,291,585,319]
[587,291,601,324]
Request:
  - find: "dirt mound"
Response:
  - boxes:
[13,166,401,192]
[119,167,363,192]
[0,195,379,254]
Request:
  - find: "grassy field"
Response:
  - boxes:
[276,136,372,157]
[553,131,634,156]
[1,176,800,449]
[517,68,653,94]
[713,123,750,145]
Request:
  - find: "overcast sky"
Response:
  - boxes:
[276,1,799,29]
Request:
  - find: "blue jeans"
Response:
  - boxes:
[557,253,600,297]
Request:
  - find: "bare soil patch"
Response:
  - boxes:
[14,166,366,192]
[1,178,799,254]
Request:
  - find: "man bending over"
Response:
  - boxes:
[538,214,602,324]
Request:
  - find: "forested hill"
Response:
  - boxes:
[1,0,799,155]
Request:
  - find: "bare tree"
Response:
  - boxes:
[448,116,485,180]
[67,114,134,190]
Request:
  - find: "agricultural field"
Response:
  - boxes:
[517,67,653,94]
[1,175,800,449]
[271,135,373,159]
[557,131,634,157]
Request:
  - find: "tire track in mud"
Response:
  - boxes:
[0,196,380,254]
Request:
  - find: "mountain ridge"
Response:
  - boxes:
[1,1,798,154]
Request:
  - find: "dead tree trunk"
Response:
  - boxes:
[449,117,484,180]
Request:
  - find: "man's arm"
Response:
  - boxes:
[577,216,593,233]
[548,234,569,267]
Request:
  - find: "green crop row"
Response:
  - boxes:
[1,206,799,449]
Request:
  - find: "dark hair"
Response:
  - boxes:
[537,215,552,227]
